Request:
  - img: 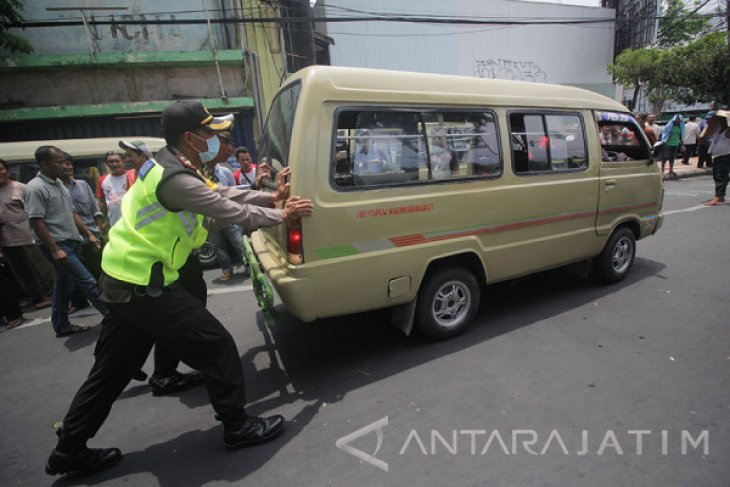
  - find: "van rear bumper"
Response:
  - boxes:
[249,231,318,323]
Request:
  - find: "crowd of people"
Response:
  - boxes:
[0,131,271,330]
[635,110,730,205]
[3,101,314,477]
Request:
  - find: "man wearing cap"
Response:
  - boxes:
[119,138,206,393]
[118,139,152,180]
[45,101,313,477]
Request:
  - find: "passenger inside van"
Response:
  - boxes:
[354,129,390,174]
[597,121,648,161]
[461,127,500,176]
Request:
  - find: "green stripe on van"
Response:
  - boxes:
[314,245,360,259]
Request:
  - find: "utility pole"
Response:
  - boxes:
[726,0,729,106]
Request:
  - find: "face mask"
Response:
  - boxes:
[191,133,220,163]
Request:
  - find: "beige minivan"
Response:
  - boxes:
[245,66,664,339]
[0,137,166,187]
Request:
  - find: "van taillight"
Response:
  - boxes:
[287,225,303,265]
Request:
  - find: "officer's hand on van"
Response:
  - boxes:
[273,167,291,202]
[282,196,313,221]
[255,161,271,189]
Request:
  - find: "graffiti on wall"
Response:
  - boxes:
[475,59,548,83]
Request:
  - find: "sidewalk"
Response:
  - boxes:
[658,156,713,181]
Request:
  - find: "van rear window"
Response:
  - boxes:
[333,109,501,189]
[259,82,301,174]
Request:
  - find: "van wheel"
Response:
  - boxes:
[594,227,636,283]
[196,241,219,270]
[416,267,480,340]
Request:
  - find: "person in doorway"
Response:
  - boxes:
[45,101,313,477]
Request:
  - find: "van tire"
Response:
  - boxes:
[594,226,636,283]
[196,241,219,269]
[416,267,480,340]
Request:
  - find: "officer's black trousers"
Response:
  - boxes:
[61,286,247,442]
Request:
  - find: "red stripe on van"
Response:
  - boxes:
[390,235,427,247]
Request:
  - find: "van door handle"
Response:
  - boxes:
[604,179,617,190]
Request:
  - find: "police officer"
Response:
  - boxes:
[45,101,313,477]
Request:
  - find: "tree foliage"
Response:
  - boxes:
[663,32,730,106]
[657,0,712,47]
[608,0,727,111]
[607,47,667,111]
[1,0,33,54]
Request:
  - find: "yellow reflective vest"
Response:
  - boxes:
[102,159,208,286]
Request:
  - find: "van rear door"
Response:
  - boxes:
[594,111,662,237]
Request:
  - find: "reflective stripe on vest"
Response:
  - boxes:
[101,160,208,286]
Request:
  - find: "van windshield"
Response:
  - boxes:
[259,82,301,176]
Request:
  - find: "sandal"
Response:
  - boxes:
[69,324,91,334]
[6,317,25,329]
[56,324,91,337]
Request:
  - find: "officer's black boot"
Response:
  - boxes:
[45,428,122,477]
[218,414,285,449]
[46,445,122,477]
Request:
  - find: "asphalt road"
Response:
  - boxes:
[1,175,728,487]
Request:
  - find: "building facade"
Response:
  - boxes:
[319,0,618,98]
[0,0,293,150]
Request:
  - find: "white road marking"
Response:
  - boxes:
[207,284,254,295]
[662,205,713,216]
[664,189,702,197]
[2,285,254,333]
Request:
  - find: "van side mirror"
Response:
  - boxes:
[651,141,664,158]
[648,140,664,165]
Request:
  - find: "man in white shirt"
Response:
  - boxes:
[96,151,131,228]
[647,114,661,142]
[682,116,701,165]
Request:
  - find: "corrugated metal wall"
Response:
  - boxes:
[0,113,257,157]
[323,0,615,93]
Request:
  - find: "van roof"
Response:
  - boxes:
[286,66,627,112]
[0,136,166,163]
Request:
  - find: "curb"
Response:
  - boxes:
[662,167,713,181]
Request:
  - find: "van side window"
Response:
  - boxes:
[596,118,650,162]
[509,113,587,174]
[333,109,500,189]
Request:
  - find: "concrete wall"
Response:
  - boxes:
[2,66,244,107]
[322,0,616,95]
[6,0,233,55]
